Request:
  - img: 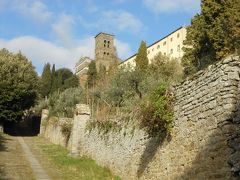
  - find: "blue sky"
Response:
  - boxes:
[0,0,200,74]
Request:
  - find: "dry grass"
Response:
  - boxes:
[29,136,121,180]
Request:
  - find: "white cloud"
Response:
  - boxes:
[102,11,143,33]
[143,0,200,13]
[115,39,133,60]
[13,0,52,23]
[0,36,95,73]
[52,14,76,47]
[79,10,143,34]
[85,0,99,13]
[0,35,133,73]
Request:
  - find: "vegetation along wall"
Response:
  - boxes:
[40,109,73,150]
[41,55,240,179]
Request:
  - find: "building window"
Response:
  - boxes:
[157,45,160,49]
[104,52,106,55]
[152,48,154,51]
[104,40,107,47]
[163,41,166,46]
[107,41,110,48]
[177,45,180,52]
[170,37,173,42]
[177,33,180,38]
[170,49,173,54]
[148,50,150,54]
[107,52,109,55]
[164,52,166,56]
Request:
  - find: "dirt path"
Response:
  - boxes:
[0,134,35,180]
[0,134,58,180]
[17,137,50,180]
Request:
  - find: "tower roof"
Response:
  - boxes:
[95,32,114,38]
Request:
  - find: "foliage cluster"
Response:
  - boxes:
[40,63,79,98]
[0,49,38,123]
[87,48,182,136]
[60,120,73,141]
[182,0,240,76]
[86,119,122,136]
[35,87,85,119]
[139,85,174,136]
[48,87,85,118]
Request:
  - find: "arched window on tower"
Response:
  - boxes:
[107,41,110,48]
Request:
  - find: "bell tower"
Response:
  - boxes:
[95,32,117,72]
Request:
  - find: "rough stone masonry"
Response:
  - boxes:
[41,55,240,179]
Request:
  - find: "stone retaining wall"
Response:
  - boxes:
[40,112,73,149]
[40,55,240,179]
[140,55,240,179]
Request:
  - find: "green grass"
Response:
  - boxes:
[38,140,120,180]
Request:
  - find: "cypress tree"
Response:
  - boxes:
[40,63,52,98]
[50,64,58,94]
[135,41,149,72]
[86,61,97,89]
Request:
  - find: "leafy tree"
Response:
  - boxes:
[49,87,84,118]
[97,64,108,89]
[105,68,131,107]
[56,70,63,90]
[62,75,79,90]
[57,68,73,83]
[40,63,52,98]
[135,41,149,72]
[86,61,97,89]
[0,49,38,123]
[182,0,240,76]
[148,52,183,85]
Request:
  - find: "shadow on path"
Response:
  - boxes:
[4,115,41,137]
[0,133,7,180]
[0,133,8,152]
[0,133,9,179]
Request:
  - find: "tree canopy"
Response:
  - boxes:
[0,49,38,123]
[182,0,240,76]
[39,65,79,97]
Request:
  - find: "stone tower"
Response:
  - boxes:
[95,32,118,72]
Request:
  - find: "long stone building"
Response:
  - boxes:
[120,26,186,67]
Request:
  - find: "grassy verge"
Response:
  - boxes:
[36,137,120,180]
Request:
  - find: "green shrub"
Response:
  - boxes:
[60,121,73,140]
[87,52,181,136]
[86,120,121,135]
[49,87,85,118]
[33,98,49,115]
[139,84,174,136]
